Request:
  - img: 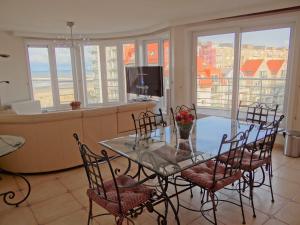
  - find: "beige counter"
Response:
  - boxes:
[0,102,155,173]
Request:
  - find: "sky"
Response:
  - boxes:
[198,27,291,48]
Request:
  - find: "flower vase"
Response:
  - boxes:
[178,123,193,139]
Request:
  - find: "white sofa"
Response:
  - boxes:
[0,101,156,173]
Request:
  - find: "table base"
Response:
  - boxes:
[0,169,31,207]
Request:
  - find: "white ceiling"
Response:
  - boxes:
[0,0,299,37]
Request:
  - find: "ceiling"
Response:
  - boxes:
[0,0,299,37]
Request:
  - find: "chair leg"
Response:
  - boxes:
[201,189,205,204]
[268,164,275,203]
[249,171,256,218]
[190,182,193,198]
[174,177,180,214]
[238,179,246,224]
[210,191,217,225]
[87,198,93,225]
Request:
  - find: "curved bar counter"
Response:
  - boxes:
[0,102,155,173]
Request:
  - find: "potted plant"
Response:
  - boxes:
[70,101,81,110]
[175,110,195,139]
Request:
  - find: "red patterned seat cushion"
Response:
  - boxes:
[181,160,242,191]
[219,150,270,171]
[87,175,154,216]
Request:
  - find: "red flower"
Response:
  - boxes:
[176,110,194,125]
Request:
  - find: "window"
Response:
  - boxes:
[196,33,234,111]
[163,40,170,90]
[28,47,53,108]
[83,45,102,104]
[239,28,290,113]
[143,39,171,111]
[26,34,169,109]
[105,46,119,102]
[195,27,291,116]
[123,43,136,66]
[54,47,75,104]
[146,42,159,65]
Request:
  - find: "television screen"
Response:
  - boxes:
[126,66,163,97]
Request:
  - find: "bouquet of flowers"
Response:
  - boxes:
[175,110,194,139]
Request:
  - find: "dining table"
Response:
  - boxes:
[100,116,263,225]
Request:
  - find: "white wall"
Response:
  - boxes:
[0,31,30,104]
[1,11,300,131]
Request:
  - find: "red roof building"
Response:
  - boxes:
[267,59,285,75]
[197,56,226,88]
[240,59,263,77]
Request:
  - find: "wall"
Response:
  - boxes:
[0,31,30,104]
[1,11,300,131]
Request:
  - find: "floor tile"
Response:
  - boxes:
[30,193,82,224]
[24,179,68,205]
[0,206,37,225]
[58,169,88,191]
[46,209,92,225]
[241,187,288,216]
[71,187,89,207]
[16,173,59,189]
[262,176,300,200]
[264,218,288,225]
[1,146,299,225]
[273,166,300,184]
[215,202,269,225]
[275,201,300,225]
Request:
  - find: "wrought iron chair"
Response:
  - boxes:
[237,101,279,124]
[131,108,166,140]
[220,115,284,218]
[170,104,197,126]
[174,125,254,225]
[73,133,156,225]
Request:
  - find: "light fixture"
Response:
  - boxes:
[66,21,75,47]
[0,81,10,84]
[0,54,10,58]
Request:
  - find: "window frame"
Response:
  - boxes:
[192,23,295,122]
[26,40,79,110]
[25,32,171,110]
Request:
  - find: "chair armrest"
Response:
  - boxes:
[118,174,157,189]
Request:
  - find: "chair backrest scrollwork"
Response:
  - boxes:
[237,101,279,124]
[213,124,254,187]
[73,133,123,213]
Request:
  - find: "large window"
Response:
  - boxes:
[83,45,102,104]
[105,46,119,102]
[195,27,291,115]
[28,47,53,108]
[146,42,159,65]
[54,47,75,104]
[196,33,234,111]
[28,45,76,109]
[26,34,170,110]
[143,40,170,110]
[239,28,290,113]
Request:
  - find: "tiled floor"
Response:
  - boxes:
[0,147,300,225]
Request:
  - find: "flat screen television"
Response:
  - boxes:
[126,66,163,97]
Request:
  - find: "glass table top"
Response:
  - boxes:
[100,116,262,177]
